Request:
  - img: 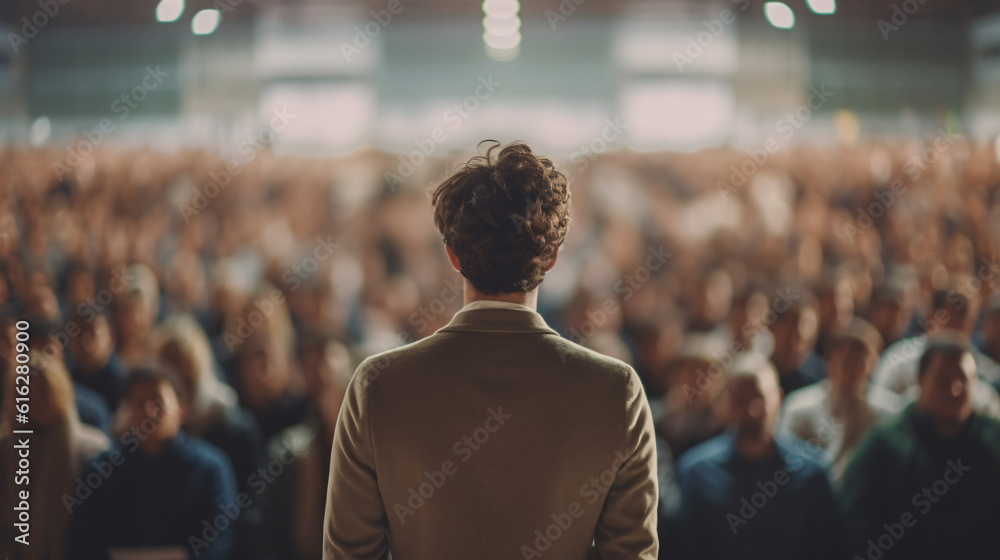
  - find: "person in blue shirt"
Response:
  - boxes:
[66,310,127,413]
[69,364,238,560]
[73,380,112,434]
[768,288,828,397]
[673,352,842,560]
[18,318,113,434]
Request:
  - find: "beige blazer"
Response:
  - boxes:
[323,305,658,559]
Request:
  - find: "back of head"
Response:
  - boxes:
[432,140,571,295]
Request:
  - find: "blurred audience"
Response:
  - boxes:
[28,321,112,434]
[673,352,842,560]
[155,314,265,557]
[778,317,901,484]
[768,288,826,396]
[69,365,237,560]
[264,332,351,560]
[841,338,1000,559]
[657,333,729,459]
[0,351,109,560]
[2,137,1000,558]
[66,310,125,413]
[871,289,1000,417]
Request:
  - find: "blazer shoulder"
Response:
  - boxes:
[350,334,440,386]
[550,336,636,377]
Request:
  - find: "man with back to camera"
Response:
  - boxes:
[322,141,658,559]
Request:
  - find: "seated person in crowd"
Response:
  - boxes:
[872,289,1000,417]
[20,268,61,322]
[683,266,733,333]
[1,353,109,560]
[156,314,265,558]
[235,329,307,443]
[712,281,775,357]
[673,352,842,560]
[66,309,126,413]
[157,314,263,494]
[69,365,237,560]
[866,278,914,350]
[840,337,1000,559]
[657,333,729,460]
[779,318,902,485]
[813,270,855,358]
[975,293,1000,395]
[112,264,160,369]
[225,289,307,442]
[265,332,352,560]
[768,287,827,397]
[27,319,112,434]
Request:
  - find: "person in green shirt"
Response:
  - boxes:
[840,335,1000,560]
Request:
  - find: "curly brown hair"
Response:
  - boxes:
[432,140,571,295]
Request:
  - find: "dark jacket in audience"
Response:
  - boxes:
[69,430,238,560]
[74,381,111,434]
[69,351,126,412]
[840,403,1000,560]
[779,352,827,397]
[253,392,307,443]
[674,431,842,560]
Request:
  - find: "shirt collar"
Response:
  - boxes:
[719,429,795,468]
[438,303,559,335]
[460,300,536,312]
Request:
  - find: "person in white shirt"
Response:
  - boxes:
[779,318,902,485]
[870,288,1000,418]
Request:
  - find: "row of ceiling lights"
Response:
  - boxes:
[153,0,834,47]
[765,0,837,29]
[477,0,836,61]
[155,0,220,35]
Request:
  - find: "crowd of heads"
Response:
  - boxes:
[2,133,1000,558]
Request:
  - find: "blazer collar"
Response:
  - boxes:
[438,306,560,335]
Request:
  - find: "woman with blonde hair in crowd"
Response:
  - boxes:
[0,347,109,560]
[154,314,265,557]
[225,285,307,442]
[154,314,263,490]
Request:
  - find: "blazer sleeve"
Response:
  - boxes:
[323,361,391,560]
[593,366,659,560]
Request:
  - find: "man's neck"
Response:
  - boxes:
[917,404,972,438]
[829,377,867,403]
[76,352,111,375]
[734,432,777,462]
[139,434,174,457]
[462,279,538,311]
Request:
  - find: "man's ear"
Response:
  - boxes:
[446,245,462,272]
